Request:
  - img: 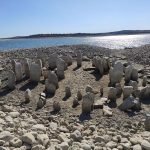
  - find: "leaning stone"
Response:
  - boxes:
[125,65,133,83]
[30,63,41,82]
[145,113,150,131]
[15,62,23,81]
[123,86,133,99]
[48,53,57,69]
[57,58,65,79]
[8,70,16,90]
[140,86,150,99]
[76,51,82,67]
[108,87,117,101]
[85,85,94,93]
[142,76,147,87]
[53,101,61,112]
[24,89,32,103]
[82,92,95,114]
[131,68,138,81]
[119,95,138,111]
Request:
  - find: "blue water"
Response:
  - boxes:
[0,34,150,51]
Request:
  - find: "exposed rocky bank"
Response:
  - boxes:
[0,45,150,150]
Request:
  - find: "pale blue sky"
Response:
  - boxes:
[1,0,150,38]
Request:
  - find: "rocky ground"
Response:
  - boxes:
[0,45,150,150]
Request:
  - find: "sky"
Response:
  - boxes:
[0,0,150,38]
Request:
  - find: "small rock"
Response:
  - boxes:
[53,101,61,112]
[133,144,142,150]
[59,142,69,150]
[9,137,22,147]
[22,133,35,145]
[103,105,113,116]
[141,140,150,150]
[70,130,82,142]
[32,144,45,150]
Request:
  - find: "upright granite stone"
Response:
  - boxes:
[24,58,30,78]
[123,86,133,99]
[36,59,43,75]
[125,65,133,83]
[48,71,58,88]
[131,68,138,81]
[45,71,58,94]
[82,92,95,114]
[57,58,65,79]
[24,89,32,103]
[145,113,150,131]
[11,59,16,73]
[30,63,41,82]
[77,51,82,67]
[108,87,117,101]
[15,62,23,81]
[109,62,123,86]
[115,83,122,97]
[8,70,16,89]
[48,53,57,69]
[142,76,147,87]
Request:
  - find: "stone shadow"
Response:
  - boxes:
[0,86,14,97]
[141,98,150,105]
[73,66,81,71]
[79,113,92,122]
[107,101,117,108]
[90,70,102,81]
[19,82,38,91]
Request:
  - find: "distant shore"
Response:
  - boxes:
[2,30,150,39]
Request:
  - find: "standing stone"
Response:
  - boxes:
[109,62,123,86]
[53,101,61,112]
[45,79,56,94]
[72,97,79,108]
[82,92,95,114]
[42,67,48,80]
[77,51,82,67]
[8,70,16,89]
[125,65,133,83]
[115,83,122,97]
[65,86,71,98]
[48,53,57,69]
[24,89,32,103]
[131,68,138,81]
[108,87,117,101]
[145,113,150,131]
[30,63,41,82]
[123,86,133,99]
[36,59,43,75]
[77,90,82,100]
[142,76,147,87]
[129,80,138,91]
[48,71,58,88]
[140,86,150,99]
[11,59,16,73]
[62,55,73,66]
[15,62,23,81]
[24,58,30,78]
[57,58,65,79]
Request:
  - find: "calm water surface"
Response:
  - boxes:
[0,34,150,51]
